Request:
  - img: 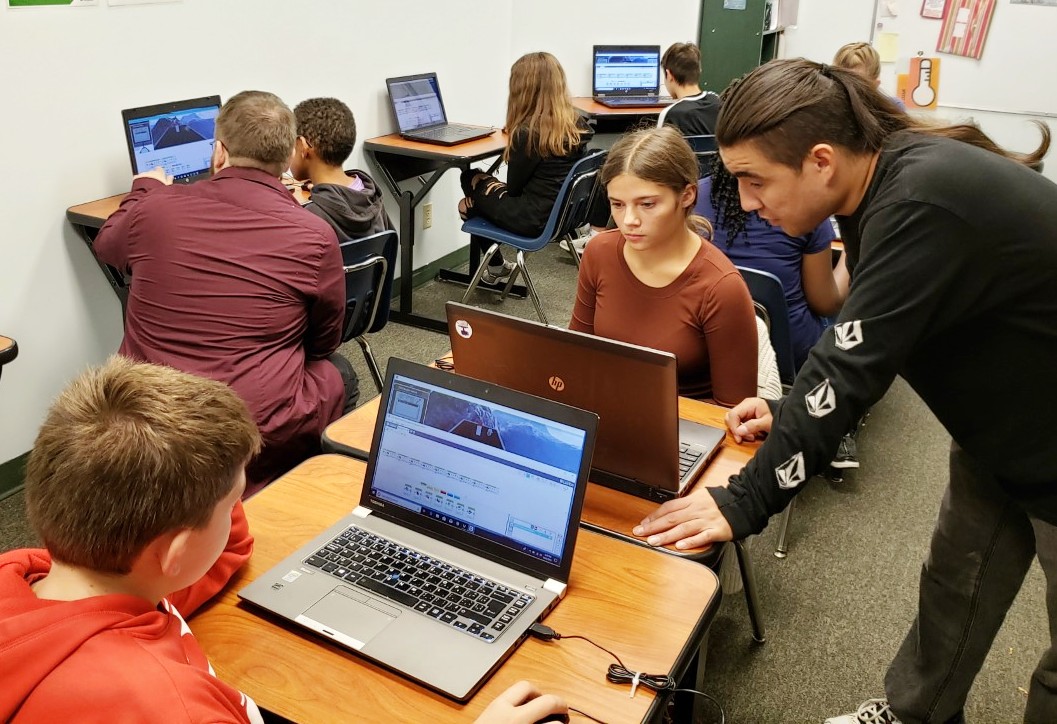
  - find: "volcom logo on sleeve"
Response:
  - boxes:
[775,452,807,490]
[805,379,836,418]
[834,320,863,351]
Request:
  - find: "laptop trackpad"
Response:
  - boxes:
[297,586,399,650]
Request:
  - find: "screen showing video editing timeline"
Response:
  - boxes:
[372,374,587,565]
[126,103,219,181]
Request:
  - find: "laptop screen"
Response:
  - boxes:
[122,96,221,182]
[371,372,585,567]
[593,45,661,94]
[386,74,448,133]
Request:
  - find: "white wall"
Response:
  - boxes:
[781,0,1055,182]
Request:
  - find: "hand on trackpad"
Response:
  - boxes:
[297,586,399,649]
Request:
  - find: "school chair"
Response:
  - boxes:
[684,134,718,178]
[339,229,398,392]
[460,149,608,324]
[0,336,17,382]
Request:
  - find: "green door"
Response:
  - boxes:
[698,0,768,92]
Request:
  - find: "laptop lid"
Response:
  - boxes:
[385,73,450,133]
[446,302,725,499]
[121,95,221,183]
[592,45,661,96]
[239,359,598,701]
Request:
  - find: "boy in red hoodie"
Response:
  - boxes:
[0,357,566,723]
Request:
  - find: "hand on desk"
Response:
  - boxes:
[633,489,734,550]
[134,167,173,185]
[474,680,568,724]
[725,396,773,443]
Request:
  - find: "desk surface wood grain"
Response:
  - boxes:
[191,454,718,724]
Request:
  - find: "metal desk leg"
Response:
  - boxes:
[774,500,793,559]
[734,540,767,643]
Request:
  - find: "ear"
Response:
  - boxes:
[157,528,195,580]
[680,182,697,210]
[294,136,310,159]
[805,143,837,182]
[664,68,674,84]
[212,139,229,173]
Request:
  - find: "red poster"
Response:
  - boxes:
[937,0,997,59]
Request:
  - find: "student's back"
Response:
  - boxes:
[657,43,721,136]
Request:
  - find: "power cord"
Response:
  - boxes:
[529,623,725,724]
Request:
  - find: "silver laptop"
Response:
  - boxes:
[120,95,221,183]
[445,302,725,502]
[385,73,495,146]
[240,358,597,701]
[591,45,673,108]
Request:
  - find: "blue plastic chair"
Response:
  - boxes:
[736,265,796,386]
[684,134,718,178]
[338,229,398,391]
[460,149,607,324]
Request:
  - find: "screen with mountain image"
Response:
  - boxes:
[373,375,585,565]
[125,103,219,181]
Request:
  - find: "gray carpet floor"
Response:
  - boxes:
[0,242,1045,723]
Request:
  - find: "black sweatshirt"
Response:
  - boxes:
[710,130,1057,538]
[304,169,393,240]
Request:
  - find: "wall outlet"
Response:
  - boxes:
[422,202,433,229]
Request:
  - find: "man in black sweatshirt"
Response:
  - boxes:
[635,59,1057,724]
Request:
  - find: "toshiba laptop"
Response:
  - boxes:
[240,358,597,701]
[121,95,221,183]
[592,45,673,108]
[446,302,725,501]
[385,73,495,146]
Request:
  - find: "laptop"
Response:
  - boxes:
[240,358,598,701]
[121,95,221,183]
[445,302,725,502]
[385,73,495,146]
[592,45,673,108]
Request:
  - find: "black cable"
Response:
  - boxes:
[529,623,726,724]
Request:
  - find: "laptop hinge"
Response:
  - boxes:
[544,579,566,597]
[352,506,372,519]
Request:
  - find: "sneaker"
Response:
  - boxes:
[830,433,860,470]
[559,236,590,255]
[481,261,516,285]
[824,698,902,724]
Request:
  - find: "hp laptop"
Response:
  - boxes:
[592,45,673,108]
[121,95,221,183]
[446,302,725,502]
[240,358,598,701]
[385,73,495,146]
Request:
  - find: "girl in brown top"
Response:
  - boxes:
[570,126,757,405]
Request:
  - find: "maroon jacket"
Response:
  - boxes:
[94,167,345,485]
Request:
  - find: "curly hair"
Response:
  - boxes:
[707,154,749,245]
[293,97,357,167]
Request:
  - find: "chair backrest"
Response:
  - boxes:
[338,229,398,342]
[736,265,796,385]
[684,135,718,178]
[531,149,608,250]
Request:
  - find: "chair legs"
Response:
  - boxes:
[460,242,503,305]
[774,499,794,559]
[732,540,767,643]
[355,336,384,392]
[462,245,548,325]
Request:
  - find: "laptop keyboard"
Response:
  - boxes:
[304,526,534,643]
[599,96,664,106]
[412,125,481,140]
[678,442,705,482]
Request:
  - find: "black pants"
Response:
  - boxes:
[326,352,360,414]
[460,168,548,267]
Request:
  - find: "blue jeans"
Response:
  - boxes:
[886,443,1057,723]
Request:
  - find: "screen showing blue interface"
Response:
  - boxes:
[372,374,587,566]
[126,104,219,181]
[389,77,446,132]
[594,49,660,92]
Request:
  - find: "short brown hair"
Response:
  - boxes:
[294,97,357,167]
[26,357,261,575]
[661,43,701,86]
[602,125,711,237]
[215,90,296,175]
[832,42,881,81]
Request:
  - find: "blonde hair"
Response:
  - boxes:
[504,52,586,162]
[601,125,712,237]
[26,356,261,575]
[216,90,297,176]
[833,42,881,81]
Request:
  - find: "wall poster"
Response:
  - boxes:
[936,0,997,59]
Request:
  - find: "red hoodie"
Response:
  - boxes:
[0,501,262,723]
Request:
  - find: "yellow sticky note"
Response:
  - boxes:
[876,32,899,63]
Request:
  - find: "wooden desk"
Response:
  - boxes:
[0,336,17,379]
[66,186,312,312]
[323,392,759,557]
[192,454,720,723]
[362,132,512,333]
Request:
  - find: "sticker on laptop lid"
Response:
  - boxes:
[283,570,303,583]
[454,319,473,338]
